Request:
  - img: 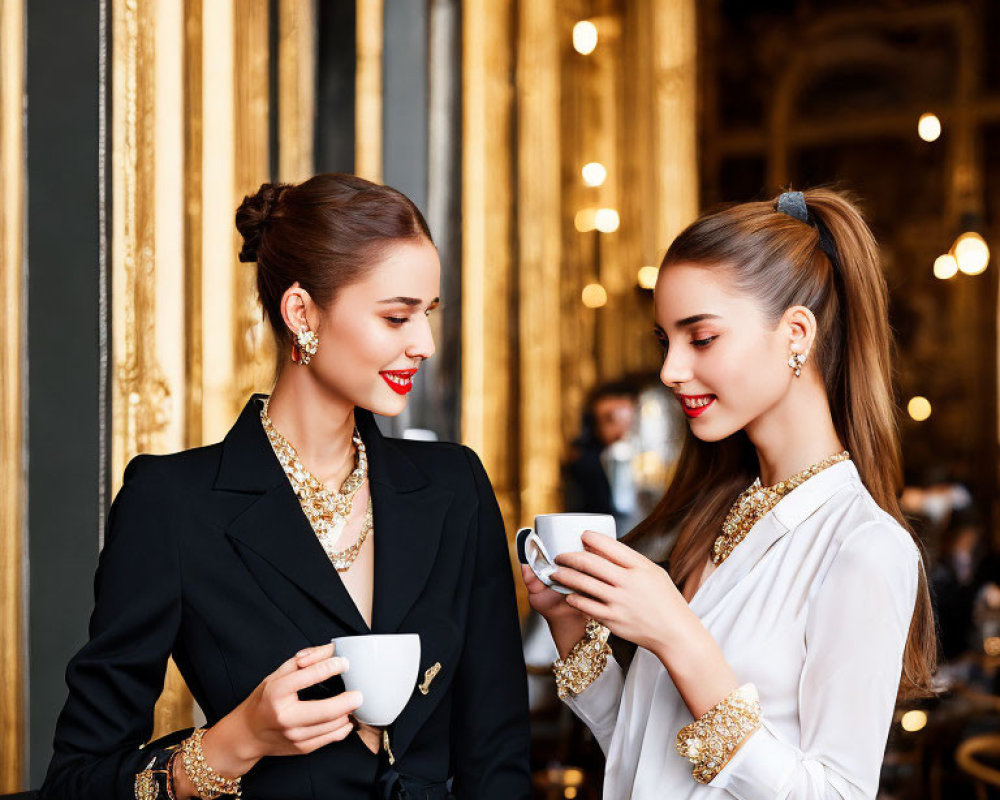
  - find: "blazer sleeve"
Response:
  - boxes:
[448,448,532,800]
[710,521,920,800]
[40,455,186,800]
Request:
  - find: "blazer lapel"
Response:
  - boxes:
[217,394,370,635]
[357,410,455,634]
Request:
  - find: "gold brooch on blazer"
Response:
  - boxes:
[418,662,442,695]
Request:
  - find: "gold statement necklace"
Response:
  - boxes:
[712,450,850,566]
[260,398,373,572]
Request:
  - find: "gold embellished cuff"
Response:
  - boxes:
[552,618,612,700]
[134,745,181,800]
[180,727,243,799]
[675,683,762,784]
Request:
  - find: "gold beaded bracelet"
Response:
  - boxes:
[675,683,762,784]
[552,618,612,700]
[180,728,243,799]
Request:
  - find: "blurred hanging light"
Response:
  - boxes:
[582,283,608,308]
[574,207,597,232]
[900,710,927,732]
[907,397,932,422]
[582,161,607,187]
[594,208,620,233]
[572,20,598,55]
[638,265,659,289]
[985,637,1000,656]
[917,113,941,143]
[933,254,958,280]
[953,231,990,275]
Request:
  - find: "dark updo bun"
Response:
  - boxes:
[233,173,433,351]
[235,182,290,263]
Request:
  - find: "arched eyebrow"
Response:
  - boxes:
[675,313,721,327]
[377,296,441,308]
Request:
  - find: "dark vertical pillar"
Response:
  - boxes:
[314,1,357,174]
[25,0,107,785]
[382,0,428,211]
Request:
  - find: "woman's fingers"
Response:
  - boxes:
[565,590,608,621]
[274,656,351,695]
[521,564,550,594]
[554,550,625,585]
[296,721,356,752]
[286,691,364,728]
[284,713,356,744]
[580,531,641,567]
[550,566,613,601]
[295,642,335,668]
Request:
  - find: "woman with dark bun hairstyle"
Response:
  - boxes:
[523,189,936,799]
[42,173,531,800]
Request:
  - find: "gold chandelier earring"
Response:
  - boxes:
[787,349,807,378]
[292,328,319,365]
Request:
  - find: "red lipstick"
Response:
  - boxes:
[676,393,716,419]
[380,368,418,396]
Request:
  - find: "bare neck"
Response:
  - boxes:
[265,367,358,480]
[745,372,845,487]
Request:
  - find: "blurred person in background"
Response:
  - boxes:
[563,381,640,533]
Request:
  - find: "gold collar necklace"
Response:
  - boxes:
[712,451,850,566]
[259,398,373,572]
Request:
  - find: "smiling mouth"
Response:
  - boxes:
[380,369,418,396]
[676,393,716,418]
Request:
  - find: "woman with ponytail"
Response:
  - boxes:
[522,188,936,799]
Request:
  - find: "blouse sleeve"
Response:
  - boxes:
[710,520,920,800]
[40,455,185,800]
[562,658,626,755]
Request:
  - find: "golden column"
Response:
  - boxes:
[356,0,384,182]
[461,0,517,524]
[517,0,564,522]
[278,0,316,183]
[0,0,26,789]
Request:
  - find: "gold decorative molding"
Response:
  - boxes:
[184,0,204,448]
[0,0,25,788]
[461,0,516,526]
[516,0,563,523]
[233,0,274,411]
[356,0,383,182]
[651,0,698,256]
[112,0,170,484]
[278,0,315,183]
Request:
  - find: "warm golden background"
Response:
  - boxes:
[3,0,1000,797]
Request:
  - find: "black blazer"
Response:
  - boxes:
[41,395,531,800]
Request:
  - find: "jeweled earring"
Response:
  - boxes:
[787,350,806,378]
[291,329,319,366]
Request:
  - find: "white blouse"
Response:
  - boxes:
[565,460,920,800]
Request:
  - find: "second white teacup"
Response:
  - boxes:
[330,633,420,726]
[516,513,616,594]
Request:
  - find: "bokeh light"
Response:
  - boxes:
[594,208,620,233]
[917,113,941,142]
[581,161,607,187]
[907,397,932,422]
[572,21,598,55]
[582,283,608,308]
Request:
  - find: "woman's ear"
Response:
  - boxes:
[280,282,315,337]
[783,305,818,359]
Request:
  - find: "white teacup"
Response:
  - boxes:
[330,633,421,726]
[516,513,616,594]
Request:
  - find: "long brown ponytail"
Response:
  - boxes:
[627,188,936,698]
